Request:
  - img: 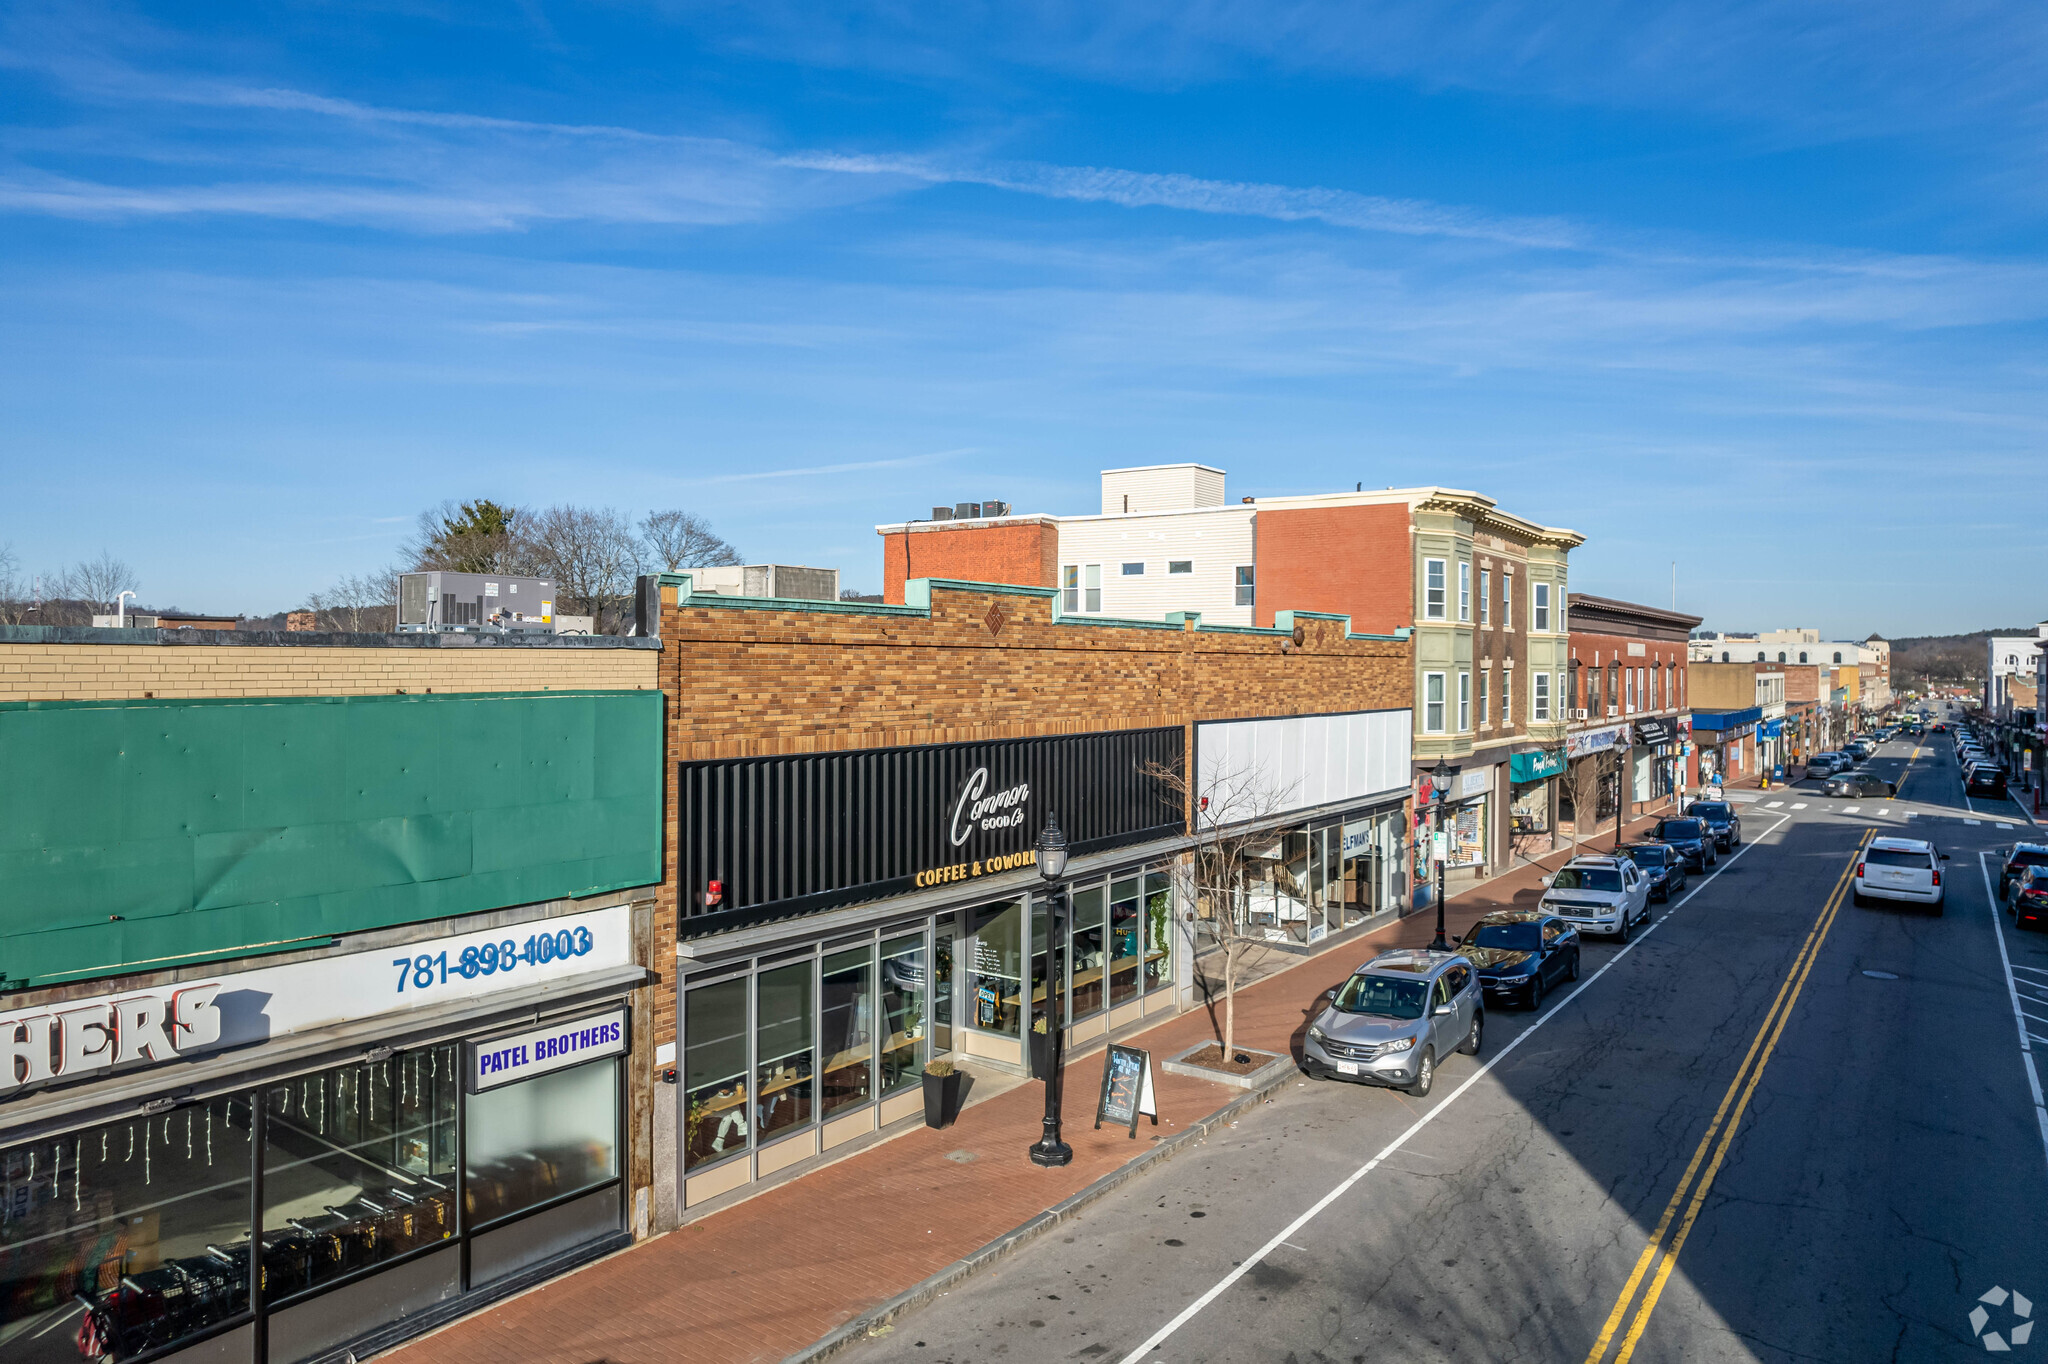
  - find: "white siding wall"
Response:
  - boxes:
[1056,507,1256,625]
[1196,710,1413,823]
[1099,464,1227,515]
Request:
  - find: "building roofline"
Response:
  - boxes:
[1566,593,1704,630]
[1099,462,1227,476]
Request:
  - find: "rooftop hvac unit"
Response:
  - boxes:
[395,571,558,634]
[954,501,981,520]
[930,506,955,521]
[982,500,1011,517]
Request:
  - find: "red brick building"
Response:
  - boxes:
[1564,594,1700,833]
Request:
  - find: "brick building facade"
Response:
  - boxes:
[1562,595,1700,835]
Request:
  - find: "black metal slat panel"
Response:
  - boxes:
[676,728,1184,935]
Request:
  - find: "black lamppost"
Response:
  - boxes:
[1029,812,1073,1168]
[1429,756,1457,950]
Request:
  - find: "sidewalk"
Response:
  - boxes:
[385,806,1689,1364]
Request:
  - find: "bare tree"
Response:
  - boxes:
[1144,755,1301,1063]
[525,505,645,633]
[1567,750,1619,853]
[62,551,141,614]
[305,569,400,632]
[640,509,740,572]
[0,544,28,626]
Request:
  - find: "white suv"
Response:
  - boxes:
[1852,836,1947,914]
[1539,855,1653,942]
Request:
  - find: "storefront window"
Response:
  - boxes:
[966,898,1024,1036]
[465,1059,618,1225]
[682,977,750,1171]
[754,962,815,1142]
[261,1046,458,1301]
[1308,830,1328,921]
[819,948,875,1119]
[1339,820,1375,925]
[878,934,926,1096]
[931,926,954,1055]
[1143,871,1173,993]
[1068,885,1108,1019]
[2,1097,256,1362]
[1108,877,1142,1006]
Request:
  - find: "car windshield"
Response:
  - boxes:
[1552,867,1622,892]
[1332,974,1429,1019]
[1470,922,1542,951]
[1627,846,1669,867]
[1658,820,1703,839]
[1690,803,1732,818]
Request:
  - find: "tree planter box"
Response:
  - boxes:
[1161,1042,1294,1091]
[922,1070,963,1129]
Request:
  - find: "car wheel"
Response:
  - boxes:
[1526,973,1546,1009]
[1930,898,1944,918]
[1406,1049,1435,1097]
[1566,948,1581,982]
[1458,1012,1483,1056]
[1615,913,1631,946]
[1852,887,1867,907]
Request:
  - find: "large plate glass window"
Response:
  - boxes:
[1108,877,1143,1005]
[754,962,815,1143]
[1068,884,1108,1019]
[682,977,750,1170]
[820,947,875,1119]
[465,1057,619,1224]
[1143,870,1174,993]
[2,1098,256,1361]
[261,1046,458,1301]
[878,933,927,1095]
[966,897,1024,1036]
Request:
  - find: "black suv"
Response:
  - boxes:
[1651,816,1717,872]
[1621,841,1689,902]
[1686,800,1742,851]
[1998,843,2048,898]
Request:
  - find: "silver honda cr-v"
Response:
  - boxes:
[1301,948,1482,1097]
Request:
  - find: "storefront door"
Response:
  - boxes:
[931,921,955,1057]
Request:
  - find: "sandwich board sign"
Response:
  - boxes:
[1095,1043,1158,1138]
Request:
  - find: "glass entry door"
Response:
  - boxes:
[932,922,956,1056]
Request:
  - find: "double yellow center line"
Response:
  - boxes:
[1582,827,1876,1364]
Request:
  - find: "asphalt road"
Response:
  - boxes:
[843,714,2048,1363]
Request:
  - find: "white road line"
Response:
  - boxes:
[2000,823,2016,830]
[1767,800,1784,808]
[1977,853,2048,1184]
[1967,819,1984,827]
[2014,965,2048,977]
[2024,1010,2048,1029]
[1879,808,1892,816]
[1906,812,1919,820]
[1844,806,1861,814]
[1791,803,1809,810]
[1111,812,1796,1364]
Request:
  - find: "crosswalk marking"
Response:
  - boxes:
[1999,822,2015,830]
[1966,818,1983,826]
[1906,811,1919,819]
[1766,800,1784,808]
[1844,806,1861,814]
[1790,802,1808,810]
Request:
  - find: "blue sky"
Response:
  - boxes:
[2,1,2045,635]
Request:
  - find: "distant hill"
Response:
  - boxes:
[1887,627,2040,690]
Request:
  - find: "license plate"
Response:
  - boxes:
[1336,1061,1360,1076]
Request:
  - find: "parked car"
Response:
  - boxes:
[1651,816,1717,871]
[1998,843,2048,899]
[1457,910,1581,1009]
[1686,800,1742,850]
[2006,866,2048,931]
[1806,753,1849,778]
[1966,765,2009,799]
[1844,740,1874,762]
[1539,855,1653,942]
[1852,836,1946,913]
[1621,841,1690,902]
[1824,770,1896,798]
[1302,949,1481,1095]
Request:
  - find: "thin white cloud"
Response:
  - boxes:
[700,449,976,484]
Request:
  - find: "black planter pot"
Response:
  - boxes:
[922,1070,962,1129]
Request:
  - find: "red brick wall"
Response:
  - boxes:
[1567,630,1689,714]
[651,583,1412,1047]
[881,523,1059,604]
[1252,504,1413,633]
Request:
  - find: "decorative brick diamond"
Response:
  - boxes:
[984,603,1007,636]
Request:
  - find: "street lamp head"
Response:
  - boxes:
[1036,811,1069,880]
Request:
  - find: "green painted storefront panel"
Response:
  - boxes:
[0,690,662,986]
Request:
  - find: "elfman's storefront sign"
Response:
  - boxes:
[676,728,1184,932]
[0,904,634,1098]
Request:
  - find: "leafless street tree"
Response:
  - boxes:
[1568,749,1618,853]
[61,551,141,614]
[524,505,645,633]
[640,509,740,572]
[1144,755,1300,1063]
[304,570,400,632]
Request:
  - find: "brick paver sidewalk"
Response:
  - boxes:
[388,810,1682,1364]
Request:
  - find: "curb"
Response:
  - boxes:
[780,1065,1300,1364]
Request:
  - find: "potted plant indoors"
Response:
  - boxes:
[922,1059,962,1129]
